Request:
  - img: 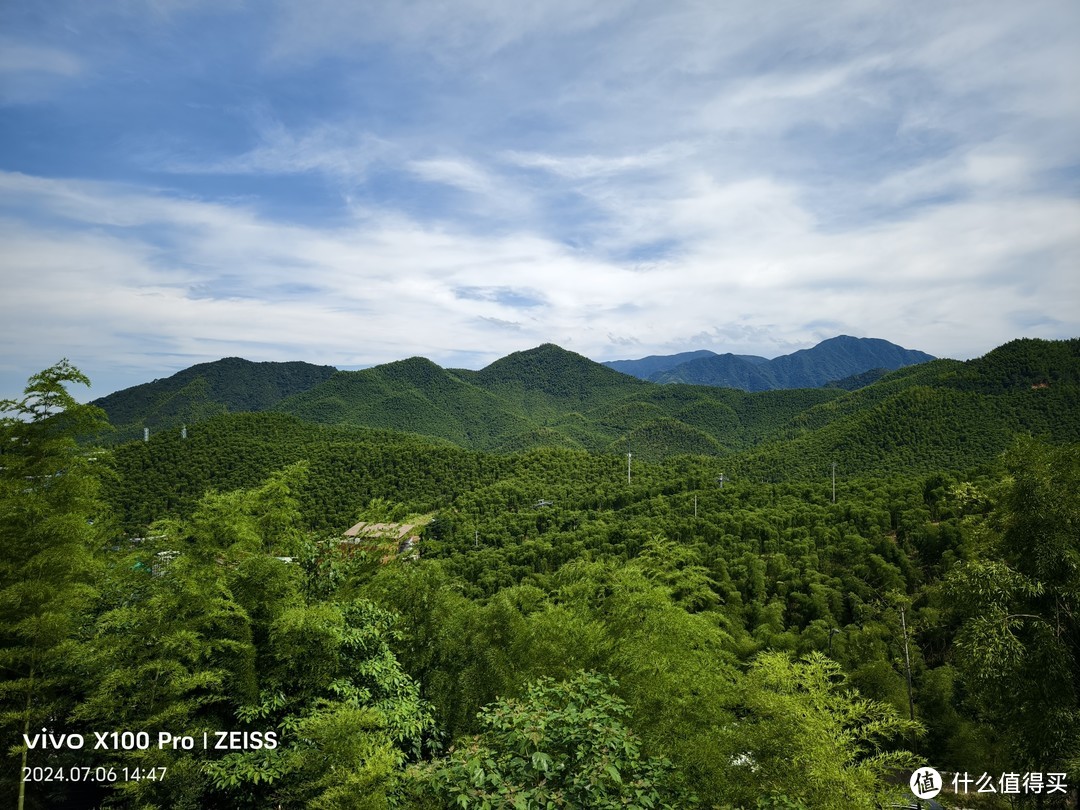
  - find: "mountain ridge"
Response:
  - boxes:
[91,357,337,442]
[606,335,935,390]
[89,337,1080,477]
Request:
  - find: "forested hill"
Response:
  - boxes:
[91,339,1080,472]
[91,357,336,442]
[12,350,1079,809]
[92,335,931,443]
[613,335,935,389]
[464,343,653,417]
[733,338,1080,479]
[275,345,654,452]
[271,357,539,451]
[277,338,1077,471]
[95,338,1080,513]
[936,335,1080,392]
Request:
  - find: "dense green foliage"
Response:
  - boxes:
[0,362,108,810]
[419,672,688,809]
[823,367,890,391]
[5,342,1080,808]
[277,358,536,450]
[946,439,1080,780]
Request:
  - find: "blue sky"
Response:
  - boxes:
[1,0,1078,401]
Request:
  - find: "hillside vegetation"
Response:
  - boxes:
[91,357,336,442]
[6,349,1080,810]
[93,340,1080,479]
[5,342,1080,808]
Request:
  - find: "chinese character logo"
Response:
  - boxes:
[911,767,943,799]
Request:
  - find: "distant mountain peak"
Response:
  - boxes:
[82,338,1078,468]
[605,336,934,390]
[603,349,721,379]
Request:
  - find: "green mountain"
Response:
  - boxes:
[468,343,652,418]
[932,335,1080,392]
[91,357,336,442]
[734,338,1080,479]
[95,338,1079,480]
[274,357,535,450]
[273,345,845,458]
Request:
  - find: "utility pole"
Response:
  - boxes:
[627,441,632,485]
[717,473,725,489]
[694,494,697,518]
[899,604,917,751]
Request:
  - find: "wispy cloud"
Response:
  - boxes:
[0,40,82,77]
[168,117,392,182]
[501,146,688,180]
[408,157,497,195]
[0,38,83,102]
[264,0,624,66]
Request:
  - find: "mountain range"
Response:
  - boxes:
[90,337,1080,481]
[603,335,935,389]
[91,356,336,436]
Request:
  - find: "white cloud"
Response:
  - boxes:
[405,156,535,221]
[872,144,1039,208]
[408,158,494,194]
[2,162,1076,401]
